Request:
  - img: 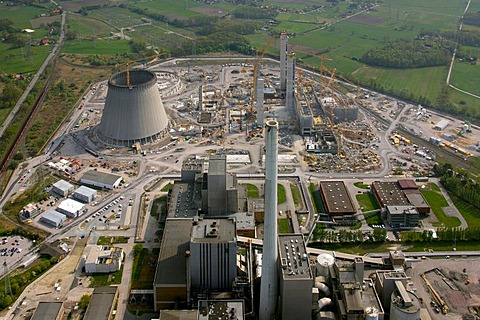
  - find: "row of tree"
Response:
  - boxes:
[312,226,387,243]
[434,163,480,210]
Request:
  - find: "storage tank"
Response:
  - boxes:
[365,306,379,320]
[316,253,335,277]
[98,69,169,146]
[390,291,421,320]
[314,279,331,296]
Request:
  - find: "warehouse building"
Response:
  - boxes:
[52,180,74,197]
[434,119,450,131]
[80,170,122,190]
[371,181,410,210]
[31,302,64,320]
[83,287,118,320]
[73,186,97,203]
[39,210,67,228]
[56,199,85,218]
[319,181,356,216]
[386,205,419,229]
[84,245,124,274]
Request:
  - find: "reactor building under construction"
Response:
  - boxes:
[97,69,169,146]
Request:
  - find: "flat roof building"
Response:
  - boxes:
[386,205,419,229]
[80,170,122,190]
[83,286,118,320]
[198,300,244,320]
[319,181,356,216]
[278,234,313,320]
[371,181,410,209]
[73,186,97,203]
[56,199,85,218]
[84,245,124,274]
[154,218,192,311]
[31,302,64,320]
[52,180,74,197]
[190,218,237,291]
[39,210,67,228]
[404,192,430,214]
[434,119,450,131]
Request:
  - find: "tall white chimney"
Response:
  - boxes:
[259,120,279,320]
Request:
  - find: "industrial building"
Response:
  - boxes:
[84,245,124,274]
[39,210,67,228]
[56,199,85,218]
[278,234,312,320]
[434,118,450,131]
[190,218,237,291]
[31,302,64,320]
[52,179,74,197]
[98,69,169,146]
[305,130,338,154]
[83,286,118,320]
[319,181,356,216]
[154,218,191,311]
[73,185,97,203]
[386,205,419,229]
[207,155,240,215]
[198,300,244,320]
[80,170,122,190]
[371,181,410,209]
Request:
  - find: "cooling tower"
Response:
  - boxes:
[98,69,169,146]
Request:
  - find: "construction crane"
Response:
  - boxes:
[421,273,449,314]
[121,52,168,87]
[248,34,276,120]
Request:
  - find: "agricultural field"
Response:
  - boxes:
[451,61,480,96]
[62,38,131,55]
[0,4,53,29]
[66,14,115,39]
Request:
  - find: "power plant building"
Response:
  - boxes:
[98,69,169,146]
[207,155,239,215]
[278,234,312,320]
[189,218,237,291]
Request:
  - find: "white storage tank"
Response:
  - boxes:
[316,253,335,277]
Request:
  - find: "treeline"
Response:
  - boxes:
[361,39,453,68]
[0,257,57,311]
[403,227,480,242]
[434,163,480,210]
[196,19,260,36]
[463,12,480,27]
[420,30,480,48]
[312,227,387,243]
[230,6,277,20]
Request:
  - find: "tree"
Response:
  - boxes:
[79,294,91,309]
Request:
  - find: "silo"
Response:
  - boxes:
[98,69,169,146]
[316,253,335,277]
[389,290,421,320]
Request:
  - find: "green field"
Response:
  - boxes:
[62,39,131,54]
[451,61,480,95]
[420,183,461,227]
[246,183,260,198]
[278,218,290,234]
[356,193,380,212]
[278,184,286,204]
[0,42,52,74]
[0,4,50,29]
[451,196,480,228]
[67,14,116,38]
[290,184,302,208]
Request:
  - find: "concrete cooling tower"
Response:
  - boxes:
[98,69,169,146]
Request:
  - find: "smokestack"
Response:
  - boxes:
[259,120,279,320]
[286,53,295,110]
[280,32,288,93]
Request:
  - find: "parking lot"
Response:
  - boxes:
[0,236,34,276]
